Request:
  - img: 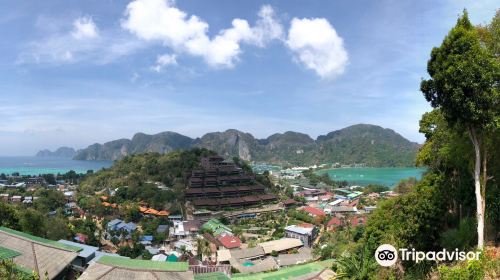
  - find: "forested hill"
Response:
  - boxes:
[71,124,419,167]
[36,147,76,158]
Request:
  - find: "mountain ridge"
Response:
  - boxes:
[35,147,76,158]
[49,124,419,166]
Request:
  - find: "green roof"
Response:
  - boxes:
[194,272,230,280]
[202,219,231,234]
[97,256,189,271]
[0,227,82,252]
[166,254,178,262]
[0,246,21,260]
[232,259,334,280]
[335,189,352,195]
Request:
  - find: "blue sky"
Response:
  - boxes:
[0,0,498,156]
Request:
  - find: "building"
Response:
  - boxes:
[329,206,358,214]
[185,156,272,208]
[157,224,169,234]
[106,219,137,240]
[326,216,344,230]
[284,225,318,247]
[25,177,46,187]
[201,219,232,236]
[171,220,201,238]
[349,216,367,227]
[174,239,194,253]
[217,234,241,249]
[301,206,326,217]
[58,239,99,269]
[0,193,9,201]
[258,238,303,254]
[78,255,193,280]
[0,227,79,280]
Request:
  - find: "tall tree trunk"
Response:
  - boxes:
[469,127,484,248]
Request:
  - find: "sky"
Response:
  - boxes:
[0,0,498,156]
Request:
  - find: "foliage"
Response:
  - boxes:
[421,11,499,129]
[0,260,41,280]
[440,217,477,251]
[79,148,215,209]
[435,254,497,280]
[334,245,378,280]
[393,177,417,195]
[362,174,447,270]
[362,184,389,194]
[302,169,338,187]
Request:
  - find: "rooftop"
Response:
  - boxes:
[285,225,314,235]
[0,246,21,260]
[78,256,193,280]
[97,255,189,271]
[0,227,79,280]
[232,259,334,280]
[58,239,98,259]
[258,238,303,254]
[217,235,241,249]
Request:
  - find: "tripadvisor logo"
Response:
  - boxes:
[375,244,398,266]
[375,244,481,266]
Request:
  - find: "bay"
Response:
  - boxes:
[0,156,113,175]
[316,167,426,187]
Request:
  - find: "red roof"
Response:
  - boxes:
[350,216,367,227]
[327,217,343,227]
[349,199,359,207]
[297,223,315,228]
[302,206,326,217]
[217,234,241,249]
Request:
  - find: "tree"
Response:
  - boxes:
[334,246,378,280]
[0,260,40,280]
[420,11,500,248]
[19,209,47,237]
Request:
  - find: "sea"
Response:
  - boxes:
[316,167,427,187]
[0,157,113,176]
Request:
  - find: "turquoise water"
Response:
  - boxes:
[242,262,255,267]
[316,167,426,187]
[0,157,113,175]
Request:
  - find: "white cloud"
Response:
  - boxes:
[19,16,146,65]
[71,17,99,40]
[286,18,348,79]
[151,53,177,72]
[122,0,283,67]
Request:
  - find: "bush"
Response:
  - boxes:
[440,217,476,251]
[438,259,484,280]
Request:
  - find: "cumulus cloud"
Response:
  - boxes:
[71,17,99,39]
[151,53,177,72]
[286,18,348,79]
[121,0,283,67]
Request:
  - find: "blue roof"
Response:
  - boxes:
[58,239,98,259]
[157,225,168,233]
[108,219,122,227]
[141,235,153,242]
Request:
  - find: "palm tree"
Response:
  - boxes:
[334,246,378,280]
[201,241,213,262]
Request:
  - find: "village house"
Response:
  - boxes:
[284,224,318,247]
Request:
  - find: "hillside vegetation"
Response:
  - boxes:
[71,124,419,167]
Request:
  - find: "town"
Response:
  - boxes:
[0,153,400,279]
